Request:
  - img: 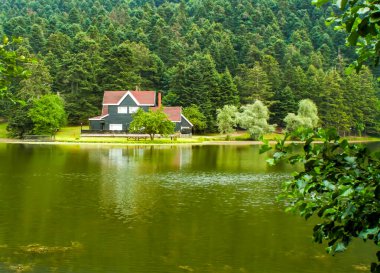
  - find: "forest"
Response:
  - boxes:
[0,0,379,135]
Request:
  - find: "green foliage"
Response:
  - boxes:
[0,36,29,98]
[284,99,319,132]
[169,53,219,130]
[64,93,100,125]
[129,108,175,140]
[17,60,52,100]
[0,0,379,134]
[235,63,274,105]
[312,0,380,70]
[28,94,67,135]
[237,101,275,140]
[218,68,239,107]
[102,41,162,90]
[182,105,207,133]
[271,86,297,127]
[319,69,350,134]
[6,102,34,138]
[261,128,380,273]
[216,105,238,135]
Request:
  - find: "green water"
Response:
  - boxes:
[0,143,378,273]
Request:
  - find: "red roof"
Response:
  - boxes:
[89,114,109,120]
[101,105,108,116]
[150,106,182,122]
[103,91,156,105]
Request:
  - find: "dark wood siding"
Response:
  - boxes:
[98,95,151,131]
[89,120,102,130]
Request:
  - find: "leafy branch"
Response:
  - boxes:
[261,128,380,272]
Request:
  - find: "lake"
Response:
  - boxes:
[0,142,378,273]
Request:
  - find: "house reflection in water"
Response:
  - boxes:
[97,146,193,222]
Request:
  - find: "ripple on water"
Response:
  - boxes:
[100,171,291,223]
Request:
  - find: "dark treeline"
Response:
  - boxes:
[0,0,379,134]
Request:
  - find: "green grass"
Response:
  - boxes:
[232,132,285,141]
[76,137,201,144]
[0,123,8,138]
[55,126,201,144]
[343,136,380,141]
[55,126,87,141]
[2,124,379,144]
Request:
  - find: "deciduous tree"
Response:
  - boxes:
[261,128,380,273]
[284,99,319,132]
[129,108,175,140]
[216,105,238,135]
[238,101,275,140]
[182,105,207,133]
[28,94,67,135]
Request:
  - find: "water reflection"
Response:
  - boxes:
[0,143,377,273]
[96,145,290,223]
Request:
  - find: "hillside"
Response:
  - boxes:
[0,0,379,134]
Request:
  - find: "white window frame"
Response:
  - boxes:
[118,107,128,113]
[129,106,139,114]
[109,124,123,131]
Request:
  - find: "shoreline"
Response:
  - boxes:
[0,138,263,146]
[0,138,379,146]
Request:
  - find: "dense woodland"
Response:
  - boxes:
[0,0,379,135]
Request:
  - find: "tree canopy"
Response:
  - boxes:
[263,1,380,271]
[216,105,238,135]
[284,99,319,132]
[312,0,380,70]
[0,36,29,98]
[237,101,275,140]
[262,129,380,273]
[129,108,175,140]
[0,0,378,134]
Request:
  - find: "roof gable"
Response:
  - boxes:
[103,91,156,106]
[150,106,182,122]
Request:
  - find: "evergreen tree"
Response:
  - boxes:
[235,63,273,105]
[319,69,350,134]
[18,60,53,100]
[218,68,239,107]
[30,24,46,53]
[271,86,297,127]
[344,67,380,135]
[169,53,220,130]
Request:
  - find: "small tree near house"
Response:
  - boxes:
[129,108,175,140]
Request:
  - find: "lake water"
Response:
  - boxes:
[0,143,378,273]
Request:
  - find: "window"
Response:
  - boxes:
[109,124,123,131]
[118,107,128,113]
[129,107,139,113]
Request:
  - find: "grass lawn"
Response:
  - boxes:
[55,126,201,144]
[55,127,379,144]
[55,126,87,141]
[1,124,379,144]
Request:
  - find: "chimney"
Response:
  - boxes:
[158,92,162,108]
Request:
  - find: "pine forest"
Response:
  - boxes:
[1,0,379,135]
